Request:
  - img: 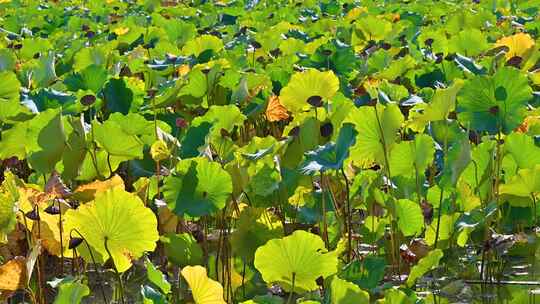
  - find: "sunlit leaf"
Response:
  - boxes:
[64,187,159,272]
[457,67,532,134]
[145,258,171,294]
[395,199,424,237]
[163,157,232,217]
[254,230,338,292]
[495,32,535,60]
[345,104,404,167]
[181,265,226,304]
[279,69,339,113]
[330,276,370,304]
[406,249,443,287]
[48,277,90,304]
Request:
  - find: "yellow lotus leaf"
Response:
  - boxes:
[265,95,289,122]
[64,187,159,273]
[32,208,73,258]
[113,27,130,36]
[72,175,125,202]
[495,32,535,60]
[279,69,339,113]
[0,256,26,291]
[530,71,540,86]
[181,265,226,304]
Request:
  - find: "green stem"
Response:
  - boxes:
[104,237,125,304]
[373,105,401,278]
[287,272,296,304]
[341,167,353,262]
[434,120,449,249]
[70,229,108,304]
[57,200,64,275]
[320,171,329,248]
[434,187,444,249]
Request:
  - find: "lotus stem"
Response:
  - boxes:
[373,106,401,278]
[433,187,444,248]
[341,167,352,262]
[57,199,64,275]
[104,236,125,304]
[320,171,329,248]
[70,229,108,304]
[287,272,296,304]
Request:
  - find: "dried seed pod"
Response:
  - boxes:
[306,95,323,107]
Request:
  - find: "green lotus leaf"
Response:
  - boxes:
[0,49,16,72]
[354,15,392,42]
[406,249,443,287]
[439,134,471,188]
[48,277,90,304]
[457,67,532,134]
[345,104,404,167]
[160,233,203,266]
[461,140,495,195]
[300,123,357,174]
[182,35,224,57]
[65,64,108,93]
[179,69,208,99]
[73,45,111,72]
[145,258,171,294]
[425,214,456,246]
[0,171,20,244]
[504,133,540,170]
[192,105,246,140]
[0,71,30,123]
[141,285,167,304]
[64,187,159,272]
[163,157,232,217]
[246,162,280,201]
[377,55,416,80]
[329,276,370,304]
[238,136,278,162]
[230,207,282,262]
[106,112,171,146]
[395,199,424,237]
[341,255,386,291]
[180,122,212,159]
[77,149,124,181]
[25,51,57,88]
[0,108,67,174]
[407,80,464,132]
[500,165,540,208]
[389,134,435,178]
[306,39,357,75]
[103,78,143,115]
[0,71,19,104]
[254,230,338,292]
[448,29,488,57]
[240,295,284,304]
[92,118,145,160]
[279,69,339,113]
[60,116,88,180]
[27,108,67,174]
[379,288,417,304]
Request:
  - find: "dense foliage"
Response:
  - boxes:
[1,0,540,303]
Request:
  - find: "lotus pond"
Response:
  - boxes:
[1,0,540,303]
